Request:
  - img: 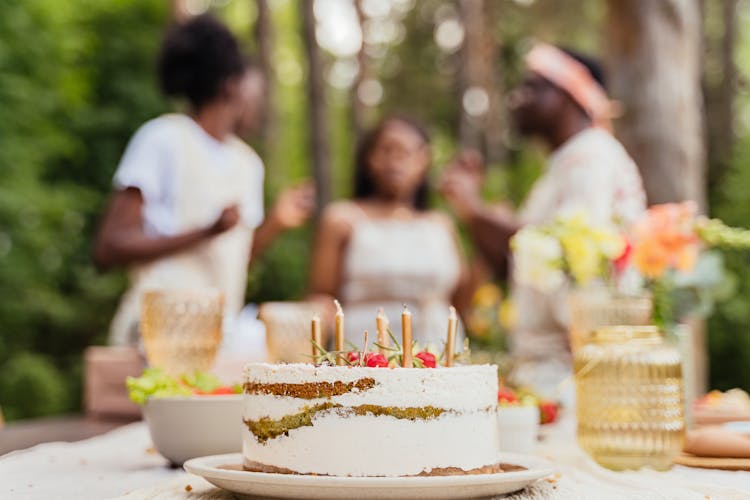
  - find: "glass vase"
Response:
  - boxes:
[568,288,653,353]
[575,326,685,470]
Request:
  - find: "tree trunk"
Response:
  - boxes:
[605,0,706,210]
[254,0,275,146]
[351,0,369,142]
[457,0,505,161]
[704,0,738,191]
[301,0,331,211]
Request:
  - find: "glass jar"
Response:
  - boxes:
[140,289,224,376]
[568,288,653,353]
[575,326,685,471]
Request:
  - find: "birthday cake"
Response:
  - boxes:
[241,362,500,477]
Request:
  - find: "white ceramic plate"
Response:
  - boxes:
[184,453,556,499]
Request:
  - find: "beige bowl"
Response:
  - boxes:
[142,395,242,465]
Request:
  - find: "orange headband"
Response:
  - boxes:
[525,43,613,131]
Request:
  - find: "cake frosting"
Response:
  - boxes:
[242,362,499,477]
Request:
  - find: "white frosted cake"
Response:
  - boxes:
[242,362,500,477]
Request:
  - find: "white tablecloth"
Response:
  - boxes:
[2,419,750,500]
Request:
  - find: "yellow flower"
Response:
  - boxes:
[472,283,502,307]
[593,230,626,259]
[560,234,600,285]
[467,312,491,340]
[498,299,516,331]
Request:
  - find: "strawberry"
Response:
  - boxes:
[364,352,389,368]
[346,351,361,364]
[539,401,558,424]
[497,386,518,404]
[415,351,436,368]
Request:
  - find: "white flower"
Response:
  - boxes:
[511,228,566,293]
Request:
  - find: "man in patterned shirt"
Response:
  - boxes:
[441,44,646,397]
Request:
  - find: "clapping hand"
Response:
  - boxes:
[439,149,485,220]
[270,182,316,229]
[209,204,241,235]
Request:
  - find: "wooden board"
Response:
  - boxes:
[674,453,750,471]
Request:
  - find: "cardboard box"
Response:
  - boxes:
[84,346,144,420]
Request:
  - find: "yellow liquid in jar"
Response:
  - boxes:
[575,327,685,470]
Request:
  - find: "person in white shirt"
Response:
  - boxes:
[440,44,646,395]
[93,15,313,345]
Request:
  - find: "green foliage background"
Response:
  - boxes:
[0,0,747,421]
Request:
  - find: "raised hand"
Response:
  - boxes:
[439,150,485,220]
[270,182,316,229]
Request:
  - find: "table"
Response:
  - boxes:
[0,415,134,456]
[1,418,749,500]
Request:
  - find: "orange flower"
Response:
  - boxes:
[631,202,700,279]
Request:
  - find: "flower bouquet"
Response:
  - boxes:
[510,201,750,336]
[626,202,747,330]
[511,210,627,293]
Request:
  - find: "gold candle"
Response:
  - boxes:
[334,299,345,365]
[311,314,322,360]
[401,305,413,368]
[376,307,389,353]
[445,306,458,367]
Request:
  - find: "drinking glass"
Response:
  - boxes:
[140,289,224,376]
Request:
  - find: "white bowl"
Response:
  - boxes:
[142,395,243,465]
[497,405,540,454]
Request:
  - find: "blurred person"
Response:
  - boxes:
[309,116,478,348]
[93,15,314,345]
[440,44,646,396]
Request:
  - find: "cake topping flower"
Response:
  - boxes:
[364,352,389,368]
[346,351,361,364]
[415,351,437,368]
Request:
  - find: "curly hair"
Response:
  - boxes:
[157,14,246,109]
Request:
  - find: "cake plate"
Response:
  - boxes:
[184,453,556,499]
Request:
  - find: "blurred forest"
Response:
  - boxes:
[1,0,749,421]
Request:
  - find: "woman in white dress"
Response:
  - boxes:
[309,117,476,349]
[94,15,313,345]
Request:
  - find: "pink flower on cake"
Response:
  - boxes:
[415,351,437,368]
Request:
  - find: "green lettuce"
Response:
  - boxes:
[125,368,229,405]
